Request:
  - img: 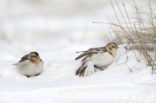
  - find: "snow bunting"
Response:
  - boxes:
[15,52,44,77]
[75,42,119,77]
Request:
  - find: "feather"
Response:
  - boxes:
[75,47,107,60]
[75,51,97,60]
[76,66,87,77]
[18,54,29,63]
[75,62,87,76]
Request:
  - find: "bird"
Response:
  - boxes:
[75,42,119,77]
[14,52,44,78]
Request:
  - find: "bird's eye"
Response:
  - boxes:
[112,45,115,48]
[32,56,36,58]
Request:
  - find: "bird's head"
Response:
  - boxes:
[106,42,119,56]
[28,52,41,63]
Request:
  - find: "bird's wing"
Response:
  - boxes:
[75,47,107,60]
[18,54,29,63]
[13,54,29,65]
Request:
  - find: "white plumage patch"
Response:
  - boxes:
[17,60,43,77]
[83,52,115,76]
[90,52,114,66]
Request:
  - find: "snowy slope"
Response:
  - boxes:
[0,0,156,103]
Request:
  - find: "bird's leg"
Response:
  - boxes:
[94,65,104,71]
[25,75,31,78]
[35,74,41,76]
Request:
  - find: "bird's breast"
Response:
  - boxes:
[17,60,43,76]
[90,52,114,66]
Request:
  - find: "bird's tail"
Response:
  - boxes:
[75,62,87,77]
[76,51,87,53]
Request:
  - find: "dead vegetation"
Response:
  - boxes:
[109,0,156,73]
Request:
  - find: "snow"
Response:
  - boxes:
[0,39,156,103]
[0,0,156,103]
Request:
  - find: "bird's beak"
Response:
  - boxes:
[116,45,119,49]
[36,55,40,59]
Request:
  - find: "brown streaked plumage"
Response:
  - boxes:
[19,52,41,63]
[75,42,119,77]
[15,52,44,78]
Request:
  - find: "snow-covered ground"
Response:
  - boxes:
[0,0,156,103]
[1,39,156,103]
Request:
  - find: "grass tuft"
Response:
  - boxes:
[110,0,156,73]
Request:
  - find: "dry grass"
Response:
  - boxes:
[110,0,156,73]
